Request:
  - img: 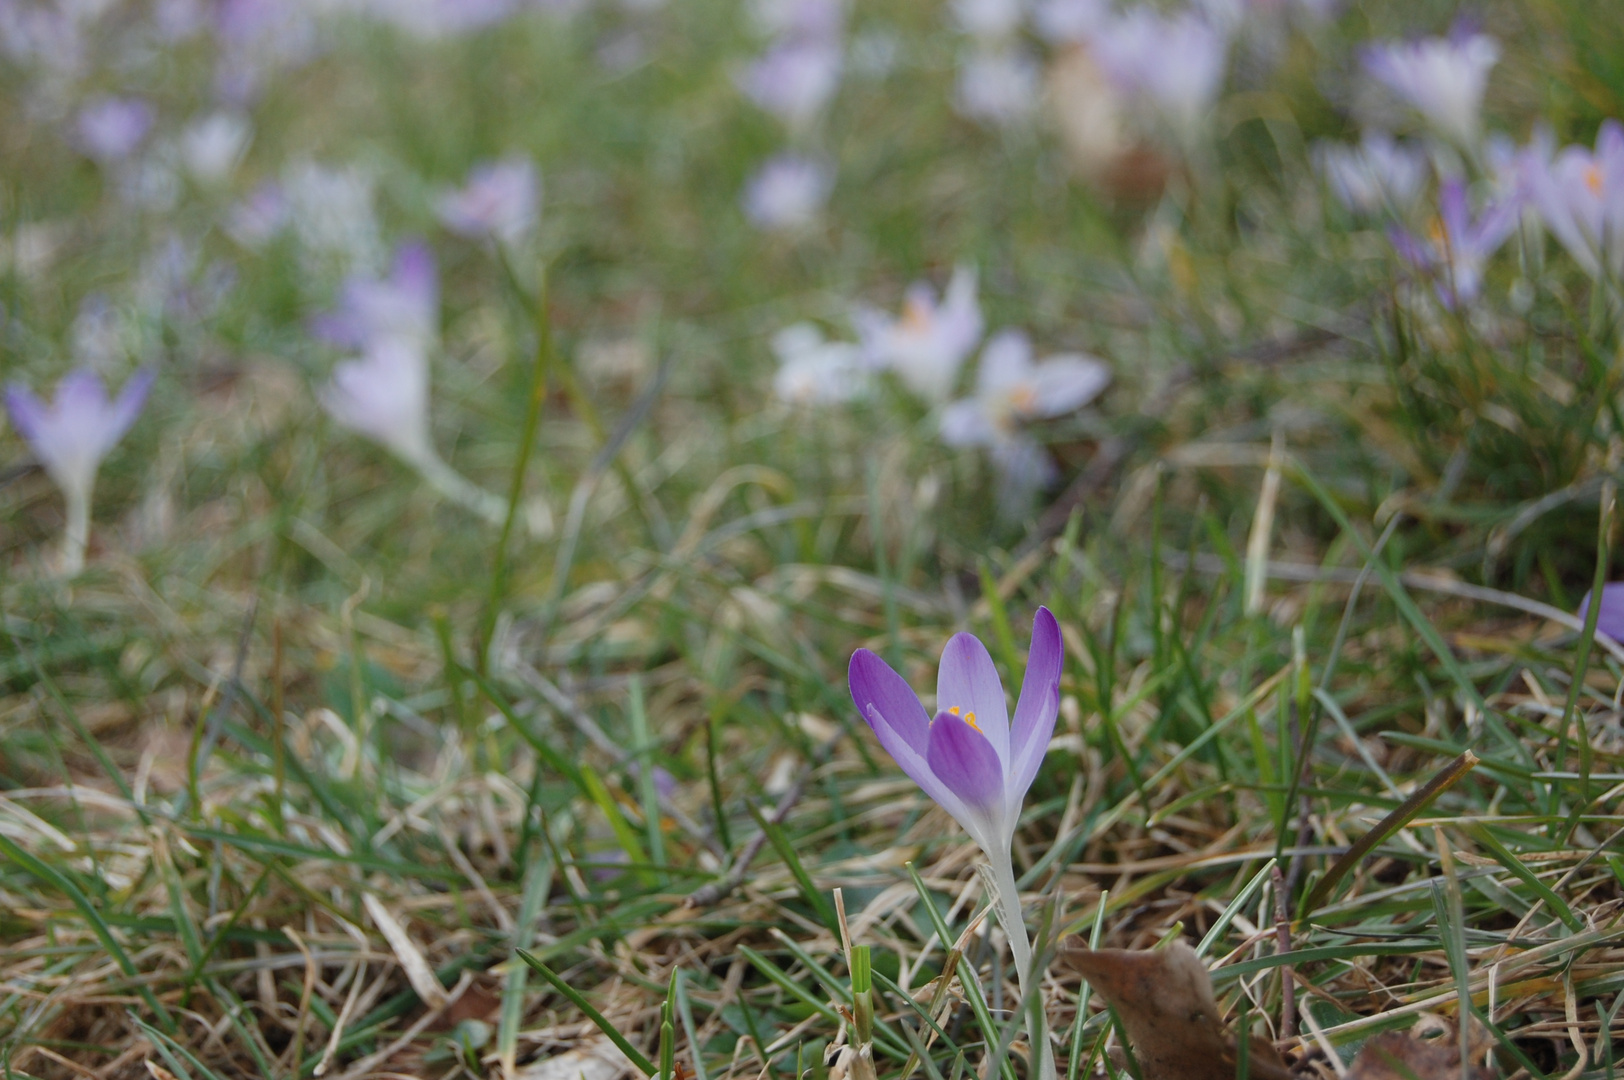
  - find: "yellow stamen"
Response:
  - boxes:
[1585,163,1605,196]
[945,706,982,732]
[901,298,932,334]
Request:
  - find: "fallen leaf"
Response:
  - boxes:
[516,1037,633,1080]
[1062,940,1292,1080]
[1347,1020,1495,1079]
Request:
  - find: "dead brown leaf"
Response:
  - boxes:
[1062,940,1292,1080]
[1346,1020,1495,1079]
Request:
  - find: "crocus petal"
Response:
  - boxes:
[849,649,932,755]
[935,632,1010,763]
[926,711,1006,836]
[1023,355,1111,418]
[105,369,156,450]
[863,703,984,843]
[1578,584,1624,642]
[4,385,49,448]
[940,398,996,447]
[976,329,1035,398]
[1006,606,1062,817]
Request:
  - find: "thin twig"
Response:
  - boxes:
[686,732,842,908]
[1162,551,1624,666]
[513,663,724,857]
[1271,864,1295,1042]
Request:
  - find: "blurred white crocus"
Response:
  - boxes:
[1313,131,1429,216]
[5,368,154,574]
[1362,30,1499,147]
[952,0,1024,42]
[743,153,834,230]
[1088,9,1229,139]
[771,323,869,405]
[180,111,252,185]
[857,265,984,403]
[941,330,1109,496]
[437,157,540,248]
[955,47,1041,127]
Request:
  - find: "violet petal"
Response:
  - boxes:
[935,632,1010,764]
[1007,607,1062,815]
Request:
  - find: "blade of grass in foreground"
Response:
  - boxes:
[1302,750,1480,915]
[0,832,173,1030]
[515,948,657,1076]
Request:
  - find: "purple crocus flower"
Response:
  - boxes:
[738,37,844,129]
[1577,584,1624,642]
[855,265,984,403]
[1088,9,1228,136]
[1033,0,1105,43]
[752,0,845,40]
[848,608,1060,872]
[75,96,155,164]
[312,241,438,353]
[1523,120,1624,283]
[226,181,290,248]
[5,368,154,574]
[1362,30,1499,146]
[437,157,540,247]
[742,153,834,231]
[848,608,1062,1077]
[1313,131,1429,216]
[1389,178,1519,308]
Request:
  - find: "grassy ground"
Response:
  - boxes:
[3,1,1624,1078]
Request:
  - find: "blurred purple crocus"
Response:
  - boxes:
[1577,584,1624,642]
[1313,131,1429,216]
[312,241,438,353]
[5,368,154,574]
[856,265,984,403]
[1524,120,1624,283]
[1088,9,1228,137]
[317,301,548,534]
[848,608,1062,1076]
[75,96,155,164]
[437,157,540,248]
[1389,178,1519,308]
[1362,30,1499,147]
[738,37,844,129]
[742,154,834,231]
[321,339,435,469]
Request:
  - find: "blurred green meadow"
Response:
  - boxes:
[3,0,1624,1077]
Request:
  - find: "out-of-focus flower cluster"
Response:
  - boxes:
[1309,25,1622,310]
[769,265,1111,509]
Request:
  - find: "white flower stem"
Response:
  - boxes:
[989,852,1057,1080]
[413,451,552,537]
[60,483,91,577]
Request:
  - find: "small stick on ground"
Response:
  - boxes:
[686,732,841,908]
[1271,863,1295,1042]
